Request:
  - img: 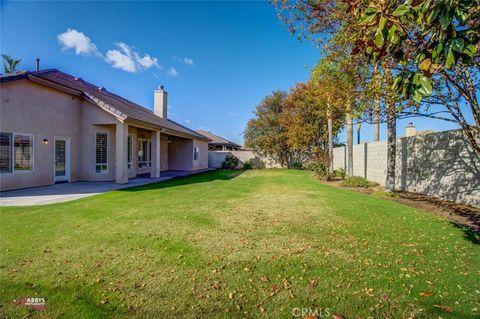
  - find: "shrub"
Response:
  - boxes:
[334,168,346,180]
[243,161,253,170]
[306,149,332,181]
[292,162,304,170]
[221,154,240,169]
[341,176,371,188]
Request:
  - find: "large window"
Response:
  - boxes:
[193,147,199,161]
[127,135,133,170]
[95,131,108,173]
[0,132,12,173]
[1,132,33,173]
[138,139,151,168]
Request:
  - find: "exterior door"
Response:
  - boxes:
[54,137,70,182]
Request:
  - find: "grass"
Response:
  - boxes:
[0,169,478,318]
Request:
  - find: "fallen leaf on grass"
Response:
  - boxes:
[419,291,434,297]
[332,313,345,319]
[433,304,453,313]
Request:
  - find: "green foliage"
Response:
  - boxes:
[243,160,253,170]
[291,162,303,170]
[334,168,346,180]
[352,0,479,102]
[221,154,240,169]
[1,54,21,75]
[341,176,375,188]
[244,91,295,167]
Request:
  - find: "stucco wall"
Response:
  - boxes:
[193,139,208,171]
[79,100,119,182]
[160,135,169,171]
[208,151,281,169]
[0,80,83,191]
[168,139,193,171]
[332,129,480,207]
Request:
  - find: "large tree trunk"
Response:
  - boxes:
[373,62,380,142]
[384,65,396,192]
[346,103,353,177]
[327,110,333,174]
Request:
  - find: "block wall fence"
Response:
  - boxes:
[332,129,480,207]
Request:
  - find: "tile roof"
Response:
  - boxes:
[1,69,209,141]
[196,130,241,147]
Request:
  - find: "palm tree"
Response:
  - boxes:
[2,54,22,75]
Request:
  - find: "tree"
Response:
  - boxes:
[310,60,350,173]
[2,54,22,75]
[348,0,480,155]
[244,91,296,167]
[400,62,480,154]
[282,81,344,160]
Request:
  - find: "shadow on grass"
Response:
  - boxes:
[450,222,480,245]
[118,169,245,193]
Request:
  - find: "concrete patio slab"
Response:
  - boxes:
[0,169,214,207]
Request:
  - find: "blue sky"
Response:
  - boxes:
[1,1,463,144]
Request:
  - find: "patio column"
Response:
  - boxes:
[151,130,161,178]
[115,122,129,184]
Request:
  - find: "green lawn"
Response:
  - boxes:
[1,170,478,318]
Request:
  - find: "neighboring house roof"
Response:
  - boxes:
[196,130,242,148]
[0,69,210,141]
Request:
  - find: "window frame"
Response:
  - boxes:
[127,134,133,171]
[12,133,34,173]
[95,130,109,174]
[193,146,199,161]
[137,138,152,168]
[0,132,13,174]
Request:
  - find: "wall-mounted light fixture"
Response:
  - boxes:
[42,138,49,144]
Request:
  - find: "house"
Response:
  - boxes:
[0,69,211,192]
[196,130,242,151]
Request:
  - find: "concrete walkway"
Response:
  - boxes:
[0,169,214,207]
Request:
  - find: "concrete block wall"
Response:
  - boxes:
[333,129,480,207]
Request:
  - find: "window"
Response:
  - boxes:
[95,131,108,173]
[14,134,33,171]
[193,147,199,161]
[127,135,133,170]
[1,132,34,173]
[138,139,151,168]
[0,132,12,173]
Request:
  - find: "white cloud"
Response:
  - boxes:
[228,112,239,117]
[105,48,137,73]
[57,28,101,56]
[184,119,192,125]
[183,57,194,65]
[173,56,194,66]
[105,42,161,73]
[168,67,178,77]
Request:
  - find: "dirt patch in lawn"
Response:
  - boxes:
[323,179,480,232]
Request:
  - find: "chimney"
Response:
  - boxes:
[154,85,168,119]
[35,58,40,71]
[405,122,416,137]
